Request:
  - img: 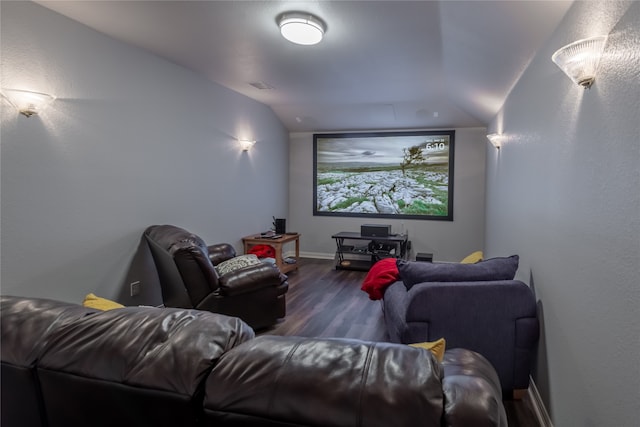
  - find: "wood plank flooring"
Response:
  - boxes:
[259,257,540,427]
[263,257,387,340]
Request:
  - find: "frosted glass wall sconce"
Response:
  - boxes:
[552,36,607,89]
[239,139,256,152]
[1,88,56,117]
[486,133,502,150]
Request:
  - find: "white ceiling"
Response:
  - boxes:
[35,0,573,132]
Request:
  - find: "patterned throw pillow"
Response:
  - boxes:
[215,254,261,276]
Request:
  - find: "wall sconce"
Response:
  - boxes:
[1,88,56,117]
[238,139,256,152]
[486,133,502,150]
[552,36,607,89]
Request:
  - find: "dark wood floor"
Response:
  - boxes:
[259,257,540,427]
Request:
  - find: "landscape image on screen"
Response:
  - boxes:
[314,131,454,220]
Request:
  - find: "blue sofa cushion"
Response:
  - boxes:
[397,255,519,290]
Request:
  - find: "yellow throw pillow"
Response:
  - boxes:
[83,293,124,311]
[409,338,446,362]
[460,251,483,264]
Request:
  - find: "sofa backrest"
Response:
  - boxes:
[0,296,98,427]
[203,335,445,427]
[1,296,255,427]
[145,232,193,307]
[144,224,220,308]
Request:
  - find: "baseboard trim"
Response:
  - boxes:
[528,377,553,427]
[299,251,334,260]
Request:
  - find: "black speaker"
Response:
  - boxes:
[275,218,286,234]
[416,252,433,262]
[361,224,391,238]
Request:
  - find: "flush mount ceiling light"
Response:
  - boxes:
[552,36,607,89]
[1,88,56,117]
[278,12,326,45]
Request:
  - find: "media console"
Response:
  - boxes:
[331,231,409,271]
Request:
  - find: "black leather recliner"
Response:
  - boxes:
[143,224,288,329]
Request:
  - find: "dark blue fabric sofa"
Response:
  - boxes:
[383,258,539,396]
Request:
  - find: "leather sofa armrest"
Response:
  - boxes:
[217,263,283,297]
[442,348,507,427]
[207,243,236,265]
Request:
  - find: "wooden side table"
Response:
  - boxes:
[242,233,300,274]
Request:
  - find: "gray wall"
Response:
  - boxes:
[288,128,487,262]
[1,2,289,304]
[485,1,639,425]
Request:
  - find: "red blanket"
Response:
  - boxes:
[361,258,400,300]
[247,244,275,258]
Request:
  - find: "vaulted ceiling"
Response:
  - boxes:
[36,1,573,132]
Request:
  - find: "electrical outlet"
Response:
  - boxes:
[130,281,141,297]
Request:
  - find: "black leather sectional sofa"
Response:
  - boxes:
[1,295,507,427]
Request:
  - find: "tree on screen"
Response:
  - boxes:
[400,145,425,176]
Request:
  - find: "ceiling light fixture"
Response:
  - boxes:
[278,12,326,46]
[1,88,56,117]
[551,36,607,89]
